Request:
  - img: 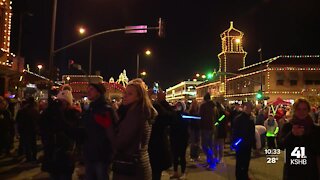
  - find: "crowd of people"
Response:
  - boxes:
[0,79,320,180]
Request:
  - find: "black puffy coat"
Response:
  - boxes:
[279,116,320,180]
[40,100,80,174]
[149,100,174,172]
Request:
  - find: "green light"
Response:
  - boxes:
[256,90,263,100]
[207,73,213,79]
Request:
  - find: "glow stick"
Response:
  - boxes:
[182,115,201,120]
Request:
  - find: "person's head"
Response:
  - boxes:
[38,99,47,111]
[123,80,146,106]
[268,113,275,120]
[293,98,311,120]
[243,102,253,115]
[203,93,211,101]
[87,83,106,101]
[0,96,7,110]
[175,101,186,112]
[57,90,73,109]
[122,79,154,118]
[190,99,198,110]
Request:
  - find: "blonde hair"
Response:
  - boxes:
[127,79,155,120]
[293,97,311,113]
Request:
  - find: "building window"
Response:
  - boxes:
[305,80,313,85]
[276,80,284,85]
[290,80,297,86]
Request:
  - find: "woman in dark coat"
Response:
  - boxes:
[279,98,320,180]
[148,91,174,180]
[113,79,157,180]
[170,101,189,179]
[40,90,80,180]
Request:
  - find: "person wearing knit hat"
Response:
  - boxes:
[88,83,106,97]
[83,82,116,179]
[57,90,73,105]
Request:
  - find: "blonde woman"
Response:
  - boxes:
[113,79,157,180]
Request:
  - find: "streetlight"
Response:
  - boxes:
[196,73,200,77]
[37,64,43,75]
[77,26,93,75]
[137,50,151,78]
[78,27,86,35]
[140,71,147,79]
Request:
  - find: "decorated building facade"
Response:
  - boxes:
[62,71,127,100]
[166,80,203,103]
[196,22,320,105]
[0,0,22,96]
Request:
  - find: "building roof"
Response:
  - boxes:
[220,21,243,38]
[238,55,320,72]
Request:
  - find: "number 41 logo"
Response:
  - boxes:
[291,147,307,158]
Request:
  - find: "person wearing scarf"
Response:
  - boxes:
[279,98,320,180]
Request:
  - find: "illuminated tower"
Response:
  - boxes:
[0,0,12,66]
[218,21,247,95]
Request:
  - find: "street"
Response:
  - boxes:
[0,143,283,180]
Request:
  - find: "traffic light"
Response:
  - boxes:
[207,72,213,79]
[256,90,263,100]
[158,18,165,37]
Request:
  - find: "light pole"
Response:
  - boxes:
[78,27,93,75]
[18,12,33,57]
[136,50,151,78]
[37,64,43,75]
[49,0,57,78]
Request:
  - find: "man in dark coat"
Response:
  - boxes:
[232,102,255,180]
[199,93,216,167]
[0,96,13,156]
[82,83,117,180]
[148,91,174,180]
[16,97,40,162]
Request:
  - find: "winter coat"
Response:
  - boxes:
[170,111,189,150]
[279,116,320,180]
[16,104,40,137]
[40,100,80,174]
[264,118,279,137]
[82,96,117,163]
[232,112,256,149]
[255,125,266,149]
[149,100,173,172]
[0,109,12,151]
[214,106,227,139]
[199,100,215,131]
[113,104,157,180]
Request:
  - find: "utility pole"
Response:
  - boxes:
[49,0,57,78]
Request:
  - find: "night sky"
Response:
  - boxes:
[11,0,320,88]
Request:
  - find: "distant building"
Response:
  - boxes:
[196,22,320,105]
[0,1,22,96]
[166,80,203,103]
[62,75,125,100]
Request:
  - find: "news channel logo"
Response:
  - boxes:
[288,147,307,165]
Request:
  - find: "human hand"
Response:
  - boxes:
[292,125,304,136]
[157,90,166,101]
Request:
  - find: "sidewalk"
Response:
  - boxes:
[0,147,283,180]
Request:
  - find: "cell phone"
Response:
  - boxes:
[153,82,159,94]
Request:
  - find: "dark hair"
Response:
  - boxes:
[204,93,211,101]
[293,98,311,113]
